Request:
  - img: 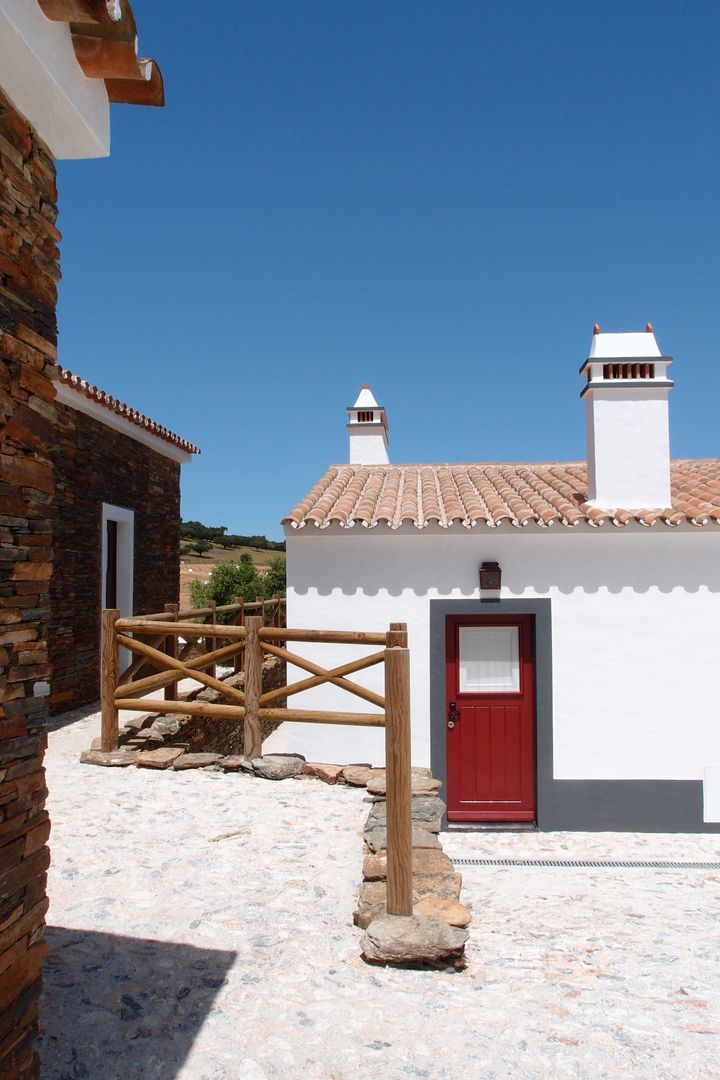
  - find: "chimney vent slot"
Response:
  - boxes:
[602,362,654,381]
[357,410,374,422]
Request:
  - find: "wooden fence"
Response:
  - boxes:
[100,604,413,916]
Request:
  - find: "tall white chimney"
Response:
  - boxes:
[581,324,674,508]
[347,384,389,464]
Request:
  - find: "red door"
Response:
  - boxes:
[445,615,536,822]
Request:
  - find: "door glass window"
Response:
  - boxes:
[458,626,519,692]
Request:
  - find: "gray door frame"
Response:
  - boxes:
[429,598,552,828]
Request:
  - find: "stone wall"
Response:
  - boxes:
[49,403,181,714]
[0,86,58,1080]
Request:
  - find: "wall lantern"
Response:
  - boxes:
[479,561,501,590]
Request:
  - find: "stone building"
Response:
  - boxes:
[0,3,163,1076]
[284,328,720,833]
[49,368,198,714]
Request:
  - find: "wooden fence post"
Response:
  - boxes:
[164,602,179,700]
[207,601,217,679]
[244,615,263,759]
[233,597,245,674]
[384,622,412,916]
[101,608,120,752]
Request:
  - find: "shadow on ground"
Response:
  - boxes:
[39,926,236,1079]
[45,702,100,733]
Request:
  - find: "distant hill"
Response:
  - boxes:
[180,520,285,552]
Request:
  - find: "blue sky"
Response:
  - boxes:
[56,1,720,539]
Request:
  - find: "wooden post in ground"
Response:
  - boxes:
[244,615,263,759]
[164,602,179,700]
[101,608,120,752]
[384,622,412,916]
[207,602,217,679]
[233,597,245,674]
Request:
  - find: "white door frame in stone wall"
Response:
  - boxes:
[102,503,134,673]
[101,502,134,617]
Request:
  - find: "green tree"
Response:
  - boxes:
[191,539,212,556]
[263,556,286,598]
[190,559,264,611]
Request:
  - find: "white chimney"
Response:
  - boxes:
[581,324,673,508]
[347,384,389,464]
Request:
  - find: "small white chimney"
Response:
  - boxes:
[347,384,389,464]
[581,324,673,508]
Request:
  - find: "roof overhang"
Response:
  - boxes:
[0,0,110,158]
[55,380,195,464]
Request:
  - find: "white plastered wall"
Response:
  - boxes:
[585,389,672,508]
[284,525,720,782]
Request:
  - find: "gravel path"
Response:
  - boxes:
[39,707,720,1079]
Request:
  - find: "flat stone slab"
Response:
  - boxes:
[136,748,185,770]
[364,827,441,853]
[173,753,222,770]
[414,896,472,928]
[366,795,446,831]
[363,848,455,881]
[148,717,182,736]
[220,755,254,773]
[361,915,468,967]
[122,715,152,733]
[367,775,442,797]
[341,765,381,787]
[354,903,385,930]
[357,873,462,912]
[252,754,305,781]
[303,762,344,784]
[80,750,139,767]
[355,876,464,929]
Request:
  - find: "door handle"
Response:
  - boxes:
[448,701,458,729]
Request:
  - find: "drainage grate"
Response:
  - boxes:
[452,858,720,869]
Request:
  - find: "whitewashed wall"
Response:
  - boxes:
[283,525,720,781]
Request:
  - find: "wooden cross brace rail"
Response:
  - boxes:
[114,634,246,704]
[101,610,413,918]
[259,642,386,709]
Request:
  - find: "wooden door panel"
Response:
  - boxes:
[446,615,536,822]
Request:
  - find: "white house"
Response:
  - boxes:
[282,327,720,833]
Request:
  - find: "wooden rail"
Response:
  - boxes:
[100,601,413,917]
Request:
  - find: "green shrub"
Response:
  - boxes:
[189,556,286,616]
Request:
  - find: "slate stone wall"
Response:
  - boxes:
[49,403,181,714]
[0,86,59,1080]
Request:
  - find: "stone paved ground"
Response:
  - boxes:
[40,707,720,1079]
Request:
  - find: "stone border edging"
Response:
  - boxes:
[353,768,471,968]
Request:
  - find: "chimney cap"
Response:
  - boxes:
[352,385,380,408]
[588,329,661,360]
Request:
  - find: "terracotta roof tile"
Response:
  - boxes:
[36,0,164,107]
[283,461,720,531]
[56,367,200,454]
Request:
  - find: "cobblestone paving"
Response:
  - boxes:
[40,708,720,1079]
